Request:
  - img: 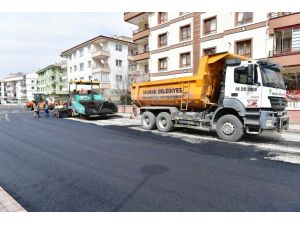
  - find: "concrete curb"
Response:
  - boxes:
[0,186,26,212]
[285,129,300,134]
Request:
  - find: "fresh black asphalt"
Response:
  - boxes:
[0,107,300,211]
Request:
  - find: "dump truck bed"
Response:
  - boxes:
[131,52,247,110]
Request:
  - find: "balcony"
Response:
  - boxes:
[61,60,67,69]
[133,28,150,42]
[129,73,150,83]
[269,12,300,34]
[91,49,110,58]
[133,49,150,62]
[269,48,300,66]
[92,64,110,73]
[128,55,134,61]
[124,12,145,24]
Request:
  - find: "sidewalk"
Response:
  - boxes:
[287,124,300,133]
[0,186,26,212]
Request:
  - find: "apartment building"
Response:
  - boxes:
[124,12,200,81]
[24,72,38,101]
[0,73,39,104]
[124,12,272,81]
[268,12,300,109]
[60,35,137,101]
[124,12,300,107]
[36,64,68,102]
[2,74,26,104]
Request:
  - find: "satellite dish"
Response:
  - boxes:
[100,59,105,64]
[99,43,104,47]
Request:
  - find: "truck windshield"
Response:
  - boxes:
[260,66,285,90]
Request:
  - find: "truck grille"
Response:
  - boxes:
[268,97,287,111]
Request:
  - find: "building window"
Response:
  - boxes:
[158,33,168,48]
[101,74,109,83]
[115,44,122,51]
[116,75,123,82]
[236,12,253,26]
[116,59,122,67]
[274,29,292,55]
[158,12,168,24]
[69,55,72,61]
[180,52,191,68]
[73,52,76,59]
[203,47,216,55]
[79,48,84,57]
[69,67,72,73]
[88,76,92,81]
[88,60,91,68]
[31,86,35,90]
[158,58,168,71]
[74,65,77,72]
[31,80,35,83]
[180,25,191,41]
[80,63,84,71]
[236,39,252,58]
[204,17,217,35]
[87,45,91,53]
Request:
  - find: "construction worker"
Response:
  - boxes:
[33,101,41,118]
[44,101,50,118]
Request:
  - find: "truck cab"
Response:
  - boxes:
[223,59,289,135]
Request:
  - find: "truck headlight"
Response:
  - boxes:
[266,120,273,127]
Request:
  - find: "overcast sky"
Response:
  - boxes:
[0,12,136,76]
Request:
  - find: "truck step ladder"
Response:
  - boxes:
[180,82,190,110]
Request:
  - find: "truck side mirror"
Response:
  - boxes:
[247,64,254,85]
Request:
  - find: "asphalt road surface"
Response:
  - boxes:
[0,106,300,212]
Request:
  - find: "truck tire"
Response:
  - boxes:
[216,114,244,142]
[141,111,156,130]
[156,112,174,132]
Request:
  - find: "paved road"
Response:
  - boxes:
[0,106,300,211]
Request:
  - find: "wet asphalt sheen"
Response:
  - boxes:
[0,108,300,211]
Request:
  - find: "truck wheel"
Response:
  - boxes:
[141,111,156,130]
[156,112,174,132]
[216,114,244,142]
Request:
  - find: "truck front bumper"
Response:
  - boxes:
[260,111,289,132]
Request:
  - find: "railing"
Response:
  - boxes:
[133,26,149,34]
[136,47,149,55]
[130,73,150,83]
[269,47,300,57]
[269,12,294,19]
[92,64,109,69]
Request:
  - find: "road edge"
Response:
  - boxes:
[0,186,26,212]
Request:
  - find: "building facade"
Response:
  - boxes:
[36,64,68,102]
[60,35,137,102]
[124,12,300,109]
[24,72,38,101]
[0,73,39,104]
[2,74,26,104]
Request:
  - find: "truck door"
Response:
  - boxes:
[227,64,262,109]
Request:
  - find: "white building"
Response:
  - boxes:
[2,73,26,104]
[0,72,38,104]
[61,35,137,101]
[24,72,38,101]
[200,12,270,60]
[124,12,271,81]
